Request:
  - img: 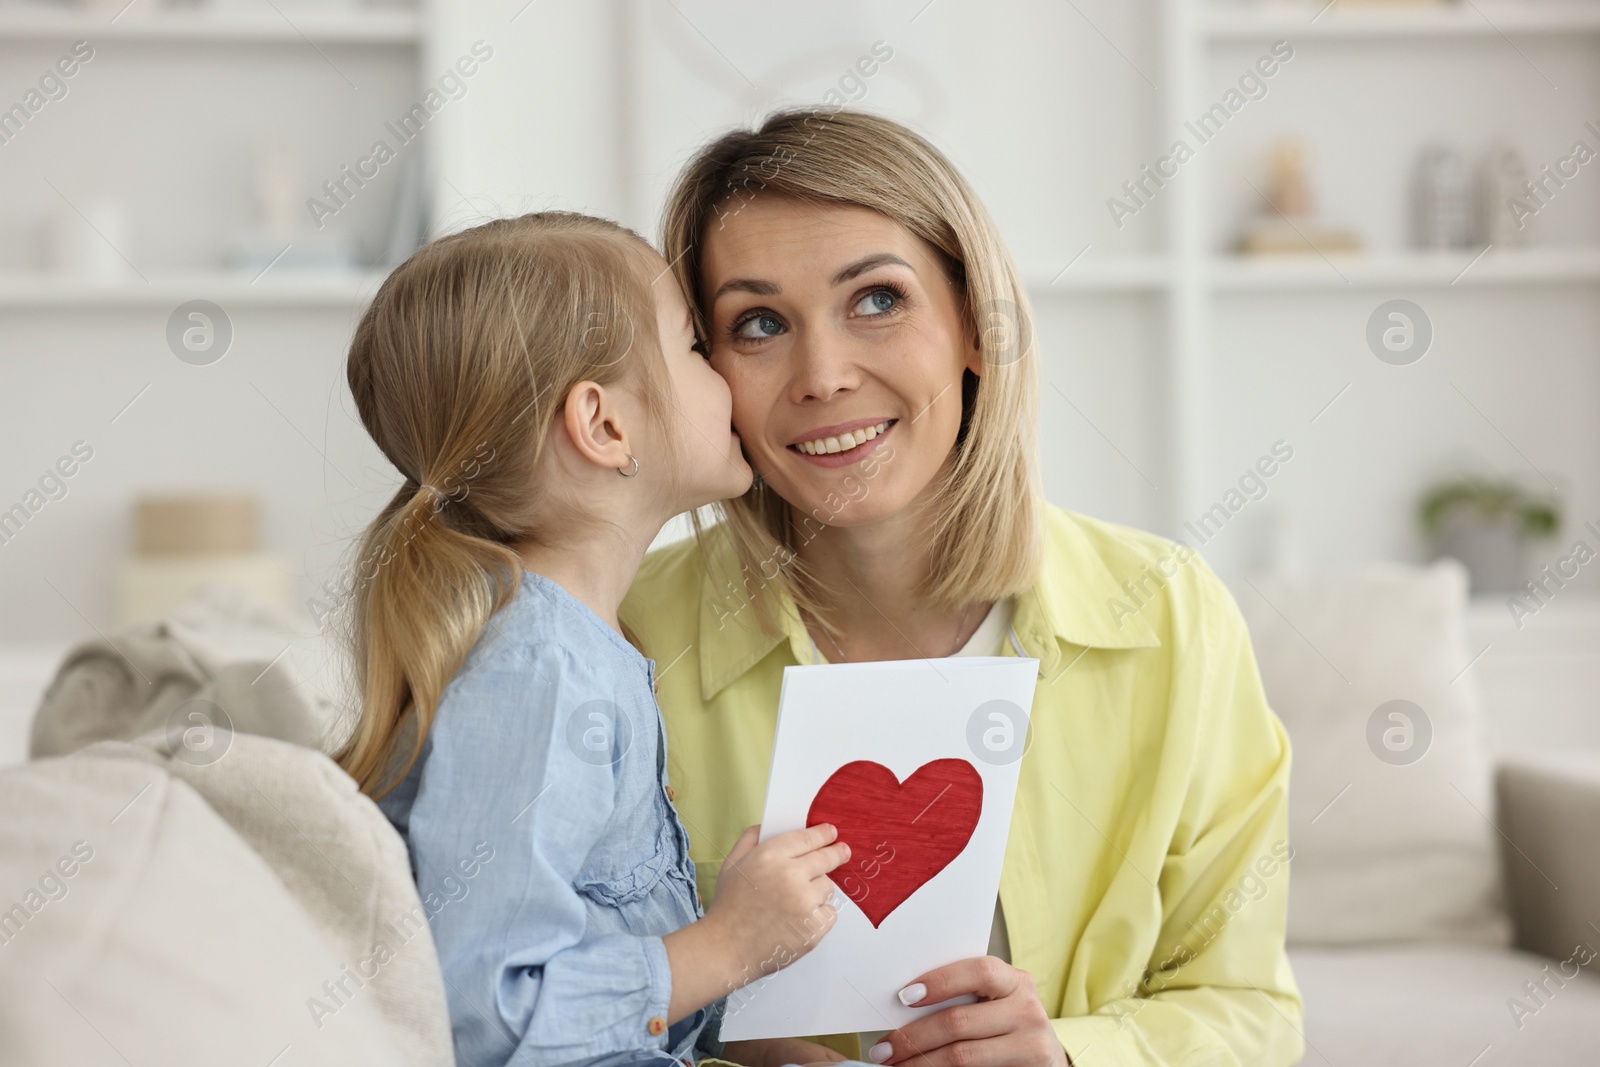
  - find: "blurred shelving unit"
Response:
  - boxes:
[0,270,390,308]
[0,3,423,310]
[1140,0,1600,540]
[0,1,429,639]
[1204,2,1600,40]
[0,6,421,43]
[1208,246,1600,289]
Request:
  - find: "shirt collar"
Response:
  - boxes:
[694,506,1162,702]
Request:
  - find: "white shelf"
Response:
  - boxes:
[0,270,389,309]
[1020,248,1600,293]
[0,7,420,44]
[1208,246,1600,289]
[1206,1,1600,39]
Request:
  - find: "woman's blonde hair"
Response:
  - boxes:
[661,107,1042,625]
[334,211,671,799]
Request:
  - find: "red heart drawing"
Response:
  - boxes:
[806,758,983,928]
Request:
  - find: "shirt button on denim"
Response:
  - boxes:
[665,785,676,801]
[647,1015,667,1036]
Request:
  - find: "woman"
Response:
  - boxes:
[621,108,1303,1067]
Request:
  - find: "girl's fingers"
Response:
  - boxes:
[805,839,852,876]
[898,956,1021,1007]
[780,821,838,855]
[725,824,760,865]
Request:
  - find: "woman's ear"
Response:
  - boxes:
[560,380,634,473]
[962,300,985,379]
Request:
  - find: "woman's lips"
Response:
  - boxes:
[787,419,896,469]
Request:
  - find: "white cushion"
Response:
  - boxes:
[1234,560,1512,945]
[78,733,456,1067]
[30,581,356,761]
[0,754,407,1066]
[1289,942,1600,1066]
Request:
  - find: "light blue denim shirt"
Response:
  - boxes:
[378,569,721,1067]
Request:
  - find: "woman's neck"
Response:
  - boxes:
[795,507,988,663]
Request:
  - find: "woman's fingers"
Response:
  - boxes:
[875,961,1065,1067]
[873,997,1010,1063]
[899,955,1022,1006]
[879,1030,1042,1067]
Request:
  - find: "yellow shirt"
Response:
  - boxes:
[621,503,1304,1067]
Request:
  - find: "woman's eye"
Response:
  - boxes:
[854,288,898,316]
[733,313,785,341]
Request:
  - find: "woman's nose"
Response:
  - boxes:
[787,327,859,404]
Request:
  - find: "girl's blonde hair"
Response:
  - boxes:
[335,211,670,799]
[661,107,1042,624]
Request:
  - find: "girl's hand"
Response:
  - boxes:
[707,823,849,977]
[720,1037,848,1067]
[870,957,1070,1067]
[662,824,846,1024]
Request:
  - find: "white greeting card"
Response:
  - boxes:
[718,655,1039,1040]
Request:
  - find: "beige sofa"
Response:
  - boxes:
[1238,560,1600,1067]
[0,585,454,1067]
[4,565,1600,1066]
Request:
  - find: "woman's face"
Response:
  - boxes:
[700,197,980,528]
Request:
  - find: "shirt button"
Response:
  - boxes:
[665,785,676,801]
[647,1015,667,1036]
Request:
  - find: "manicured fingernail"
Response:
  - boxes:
[868,1042,893,1063]
[898,982,927,1006]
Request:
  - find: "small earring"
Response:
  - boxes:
[618,453,639,478]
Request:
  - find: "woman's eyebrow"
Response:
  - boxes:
[709,253,913,303]
[712,277,781,302]
[832,253,912,286]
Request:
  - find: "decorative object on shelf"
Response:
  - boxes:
[1478,140,1532,247]
[44,194,135,277]
[1418,475,1562,595]
[381,154,430,268]
[229,136,359,273]
[1413,143,1474,249]
[1237,137,1363,255]
[117,493,291,626]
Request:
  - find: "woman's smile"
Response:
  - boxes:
[787,417,897,467]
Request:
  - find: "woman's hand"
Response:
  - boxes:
[870,957,1070,1067]
[720,1037,848,1067]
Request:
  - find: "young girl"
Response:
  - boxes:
[334,212,850,1067]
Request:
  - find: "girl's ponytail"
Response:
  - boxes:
[333,212,671,799]
[336,477,522,798]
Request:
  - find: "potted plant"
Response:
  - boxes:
[1418,476,1562,595]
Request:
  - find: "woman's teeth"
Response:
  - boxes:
[795,421,890,455]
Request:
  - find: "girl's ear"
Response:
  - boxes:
[561,380,634,473]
